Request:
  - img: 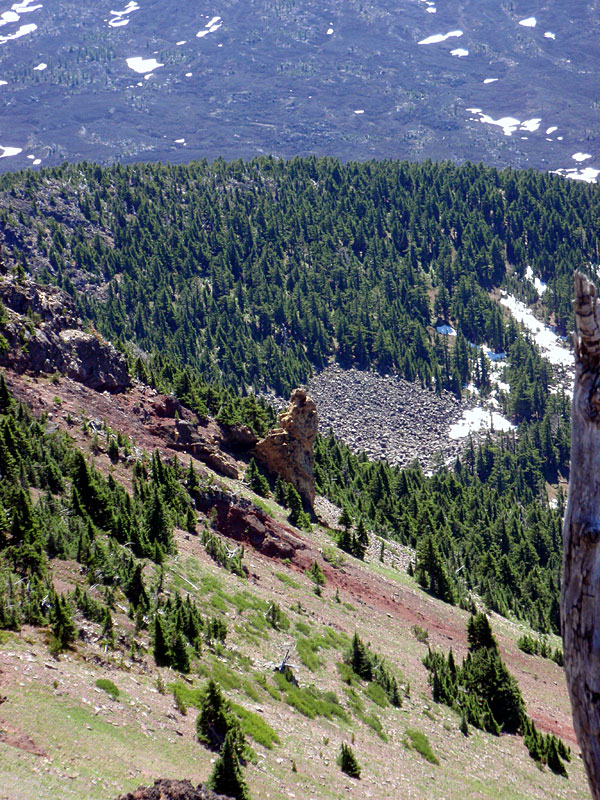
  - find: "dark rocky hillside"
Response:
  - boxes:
[0,0,598,178]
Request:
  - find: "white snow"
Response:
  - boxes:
[354,109,364,114]
[196,29,209,38]
[551,167,600,184]
[32,158,40,165]
[109,1,139,27]
[205,15,221,28]
[126,56,163,74]
[436,324,457,336]
[468,109,543,137]
[544,31,556,39]
[525,265,547,295]
[545,126,557,134]
[520,118,541,132]
[0,145,22,158]
[500,293,572,366]
[0,21,36,42]
[33,61,46,70]
[185,71,192,76]
[418,30,463,45]
[483,78,498,84]
[426,7,436,12]
[326,27,333,34]
[519,16,536,27]
[26,154,34,159]
[449,407,515,439]
[1,10,20,22]
[208,22,221,32]
[174,138,185,143]
[176,40,186,45]
[572,152,592,162]
[468,110,520,136]
[450,47,469,57]
[0,80,7,85]
[557,136,563,141]
[10,0,41,10]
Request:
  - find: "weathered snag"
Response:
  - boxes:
[563,272,600,797]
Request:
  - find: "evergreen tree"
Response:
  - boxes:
[338,742,361,779]
[208,729,250,800]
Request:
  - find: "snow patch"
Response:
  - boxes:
[525,265,547,296]
[418,30,463,45]
[354,109,364,114]
[520,118,541,132]
[33,61,46,70]
[545,126,557,134]
[551,167,599,184]
[449,407,515,439]
[0,21,36,42]
[0,144,22,158]
[544,31,555,39]
[109,1,139,28]
[500,293,571,366]
[326,27,333,34]
[11,0,41,11]
[450,47,469,57]
[572,152,592,162]
[483,78,498,84]
[126,56,163,74]
[519,16,536,27]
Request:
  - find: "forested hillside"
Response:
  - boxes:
[0,158,597,401]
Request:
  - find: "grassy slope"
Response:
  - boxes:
[0,377,589,800]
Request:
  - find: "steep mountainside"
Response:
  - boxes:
[0,1,598,178]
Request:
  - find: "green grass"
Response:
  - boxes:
[230,702,281,749]
[296,636,324,672]
[255,674,282,701]
[274,571,302,589]
[294,620,312,636]
[228,590,268,615]
[405,728,440,765]
[242,679,262,703]
[272,672,348,723]
[211,660,243,691]
[200,574,223,592]
[364,681,389,708]
[95,678,120,700]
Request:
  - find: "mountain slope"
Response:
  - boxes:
[0,0,598,177]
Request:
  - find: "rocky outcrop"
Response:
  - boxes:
[116,779,233,800]
[195,487,307,564]
[255,388,318,506]
[0,276,130,392]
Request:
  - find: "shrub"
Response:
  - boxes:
[96,678,120,700]
[405,728,439,765]
[338,742,361,778]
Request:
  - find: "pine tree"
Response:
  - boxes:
[208,729,250,800]
[153,613,171,667]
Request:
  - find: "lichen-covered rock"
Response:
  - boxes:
[255,387,318,506]
[0,276,130,392]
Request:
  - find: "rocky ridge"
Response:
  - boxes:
[0,274,129,392]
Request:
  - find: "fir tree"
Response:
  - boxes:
[208,729,250,800]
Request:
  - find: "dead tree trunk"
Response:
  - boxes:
[562,272,600,798]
